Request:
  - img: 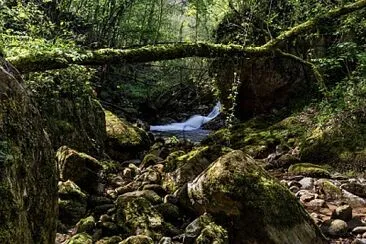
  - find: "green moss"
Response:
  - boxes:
[66,233,93,244]
[76,216,95,234]
[288,163,331,178]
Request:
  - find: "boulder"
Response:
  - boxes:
[105,110,150,161]
[115,194,164,240]
[0,63,57,243]
[179,150,326,243]
[57,146,103,193]
[66,233,93,244]
[320,219,348,237]
[288,163,330,178]
[58,180,88,225]
[76,216,96,234]
[331,205,353,222]
[341,182,366,198]
[184,214,228,244]
[163,146,231,192]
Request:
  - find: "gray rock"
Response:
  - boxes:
[342,189,366,208]
[331,205,352,222]
[321,219,348,237]
[341,182,366,198]
[306,199,326,211]
[299,177,314,190]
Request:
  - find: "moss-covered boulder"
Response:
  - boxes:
[25,66,106,158]
[115,193,164,240]
[66,232,93,244]
[0,63,57,243]
[179,150,326,243]
[288,163,331,178]
[105,110,150,161]
[300,112,366,172]
[163,146,231,192]
[184,214,228,244]
[76,216,96,234]
[203,115,306,158]
[58,180,88,226]
[57,146,103,193]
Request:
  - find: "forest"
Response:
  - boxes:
[1,0,366,243]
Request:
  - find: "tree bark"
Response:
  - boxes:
[7,0,366,73]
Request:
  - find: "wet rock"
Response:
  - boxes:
[299,177,314,190]
[331,205,352,222]
[341,182,366,198]
[120,235,154,244]
[288,163,330,178]
[105,110,150,161]
[179,150,326,243]
[58,180,88,225]
[95,236,123,244]
[66,233,93,244]
[321,219,348,237]
[76,216,95,234]
[296,190,316,203]
[57,146,103,194]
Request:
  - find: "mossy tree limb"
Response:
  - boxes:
[6,0,366,73]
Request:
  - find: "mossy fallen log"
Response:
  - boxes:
[6,0,366,74]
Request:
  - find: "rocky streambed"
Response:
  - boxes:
[54,113,366,244]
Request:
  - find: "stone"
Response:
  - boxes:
[321,219,348,237]
[142,184,167,197]
[58,180,88,225]
[66,233,93,244]
[116,195,164,240]
[119,190,162,205]
[179,150,326,243]
[342,189,366,208]
[95,236,123,244]
[305,199,326,211]
[120,235,154,244]
[158,237,172,244]
[331,205,352,222]
[315,179,342,200]
[353,227,366,235]
[299,177,314,190]
[0,64,57,243]
[162,146,231,192]
[115,181,142,195]
[76,216,95,234]
[352,239,366,244]
[57,146,103,193]
[288,163,330,178]
[341,182,366,198]
[105,110,150,161]
[140,154,163,169]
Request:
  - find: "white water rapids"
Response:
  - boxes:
[150,102,222,132]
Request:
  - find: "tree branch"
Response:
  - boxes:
[6,0,366,73]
